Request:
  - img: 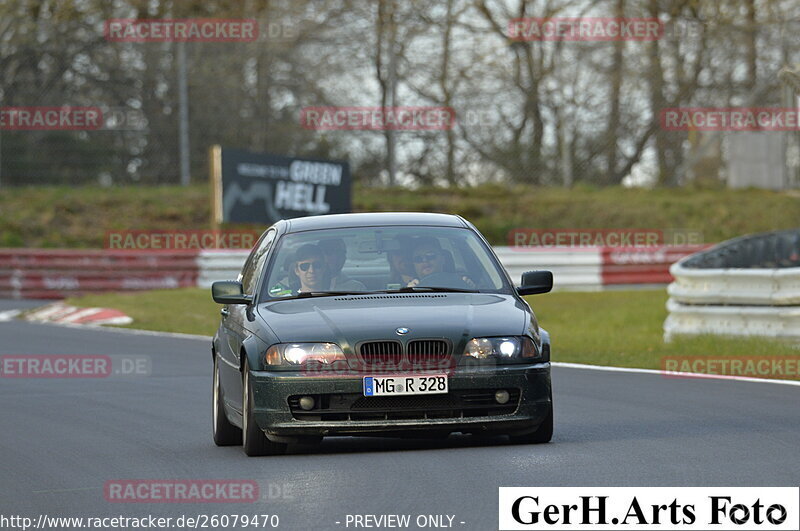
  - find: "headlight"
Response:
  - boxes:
[463,337,539,361]
[264,343,345,366]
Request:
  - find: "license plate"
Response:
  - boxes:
[363,375,448,396]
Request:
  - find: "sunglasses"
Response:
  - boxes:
[412,252,439,264]
[297,260,323,272]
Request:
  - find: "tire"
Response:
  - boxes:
[242,359,286,456]
[213,356,242,446]
[509,394,553,444]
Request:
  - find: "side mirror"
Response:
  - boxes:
[212,281,252,304]
[517,270,553,296]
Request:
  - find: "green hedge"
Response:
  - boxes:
[1,183,798,248]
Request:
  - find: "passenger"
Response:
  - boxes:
[318,238,366,291]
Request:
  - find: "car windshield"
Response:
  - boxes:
[261,226,510,300]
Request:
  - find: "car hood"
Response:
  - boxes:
[256,293,529,351]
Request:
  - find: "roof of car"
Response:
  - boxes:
[283,212,467,233]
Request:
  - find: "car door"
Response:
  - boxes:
[218,228,277,415]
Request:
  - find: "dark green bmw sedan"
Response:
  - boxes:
[211,212,553,456]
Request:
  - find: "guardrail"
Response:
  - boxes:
[493,247,602,290]
[602,245,707,285]
[0,245,706,299]
[196,250,249,289]
[0,249,198,299]
[197,246,706,290]
[664,229,800,341]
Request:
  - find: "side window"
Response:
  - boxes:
[241,229,276,295]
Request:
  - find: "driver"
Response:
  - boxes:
[406,237,474,289]
[293,244,329,293]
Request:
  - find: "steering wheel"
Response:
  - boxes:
[418,272,469,288]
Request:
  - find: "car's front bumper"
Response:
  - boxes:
[249,363,551,440]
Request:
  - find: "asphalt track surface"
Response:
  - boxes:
[1,300,798,530]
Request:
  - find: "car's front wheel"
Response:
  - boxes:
[242,359,287,456]
[509,393,553,444]
[213,355,242,446]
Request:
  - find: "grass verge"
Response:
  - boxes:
[3,183,800,247]
[531,290,799,371]
[63,288,215,337]
[60,288,800,379]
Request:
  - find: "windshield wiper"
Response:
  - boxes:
[379,286,479,294]
[293,290,371,299]
[282,287,479,299]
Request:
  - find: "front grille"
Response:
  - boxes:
[407,339,450,365]
[359,341,402,365]
[288,389,521,421]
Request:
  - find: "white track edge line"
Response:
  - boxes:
[552,361,800,387]
[24,319,212,341]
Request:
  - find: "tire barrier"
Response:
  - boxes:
[665,229,800,341]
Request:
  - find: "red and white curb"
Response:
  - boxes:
[25,303,132,326]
